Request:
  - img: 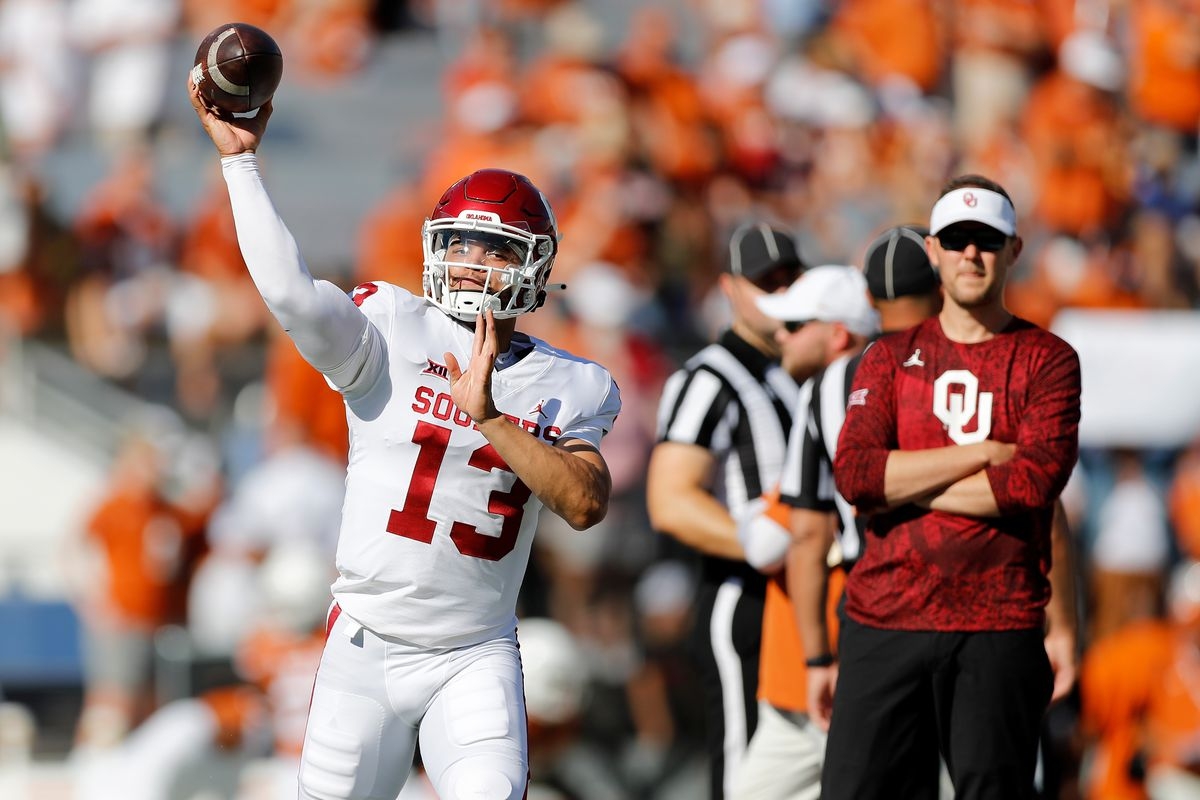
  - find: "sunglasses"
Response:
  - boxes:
[750,263,804,293]
[782,319,813,333]
[937,227,1009,253]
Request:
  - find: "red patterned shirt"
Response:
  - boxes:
[833,316,1080,631]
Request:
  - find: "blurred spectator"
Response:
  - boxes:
[614,8,720,187]
[187,443,344,659]
[949,0,1047,154]
[518,3,612,129]
[1170,438,1200,562]
[67,0,181,149]
[627,560,707,795]
[65,147,178,382]
[1020,29,1130,239]
[0,0,74,164]
[262,328,350,463]
[182,0,289,37]
[1089,448,1173,643]
[529,262,669,632]
[1126,0,1200,140]
[284,0,375,82]
[1120,208,1198,310]
[73,541,332,800]
[205,443,344,559]
[827,0,945,95]
[517,615,628,800]
[222,540,334,796]
[1080,559,1200,800]
[170,171,271,420]
[1005,233,1145,330]
[354,177,428,295]
[694,24,782,188]
[418,21,556,199]
[0,168,81,338]
[67,425,214,749]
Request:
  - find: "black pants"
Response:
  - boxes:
[822,618,1053,800]
[691,573,764,799]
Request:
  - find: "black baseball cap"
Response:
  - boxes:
[863,225,940,300]
[727,221,804,284]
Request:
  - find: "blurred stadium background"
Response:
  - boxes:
[3,0,1200,798]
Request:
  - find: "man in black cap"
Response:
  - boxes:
[722,226,943,800]
[860,224,943,328]
[647,219,805,799]
[784,223,943,740]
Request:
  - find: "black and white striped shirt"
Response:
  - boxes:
[779,349,868,564]
[656,331,799,574]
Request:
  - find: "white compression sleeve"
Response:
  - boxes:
[221,152,368,374]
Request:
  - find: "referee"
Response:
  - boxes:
[647,220,804,799]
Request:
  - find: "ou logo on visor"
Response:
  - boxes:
[933,370,993,444]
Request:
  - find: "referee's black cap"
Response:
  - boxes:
[727,221,805,284]
[863,225,940,301]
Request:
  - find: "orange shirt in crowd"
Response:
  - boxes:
[264,331,349,463]
[1080,620,1176,800]
[1020,70,1128,237]
[183,0,289,34]
[86,481,208,629]
[354,183,427,295]
[1169,446,1200,561]
[178,181,247,283]
[829,0,944,92]
[1128,0,1200,134]
[757,494,845,713]
[198,624,324,756]
[236,625,326,757]
[200,685,268,751]
[1146,638,1200,778]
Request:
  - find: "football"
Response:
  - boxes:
[191,22,283,117]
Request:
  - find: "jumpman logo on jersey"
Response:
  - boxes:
[530,400,548,419]
[903,349,925,368]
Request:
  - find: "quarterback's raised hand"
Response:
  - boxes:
[188,77,272,156]
[446,309,501,425]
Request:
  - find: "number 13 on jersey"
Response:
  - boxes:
[386,420,532,561]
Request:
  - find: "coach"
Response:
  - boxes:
[825,175,1081,800]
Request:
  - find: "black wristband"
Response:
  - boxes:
[804,654,836,668]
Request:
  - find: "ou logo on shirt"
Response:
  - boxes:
[933,370,993,444]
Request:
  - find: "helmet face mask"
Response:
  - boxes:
[422,169,558,321]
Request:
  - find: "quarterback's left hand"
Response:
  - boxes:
[446,309,500,424]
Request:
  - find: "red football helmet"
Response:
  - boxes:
[422,169,559,320]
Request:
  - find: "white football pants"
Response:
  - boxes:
[298,606,528,800]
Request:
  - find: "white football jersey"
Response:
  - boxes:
[325,281,620,648]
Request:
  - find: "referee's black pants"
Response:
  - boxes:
[821,617,1053,800]
[691,572,764,800]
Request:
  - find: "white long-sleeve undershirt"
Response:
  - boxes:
[221,152,375,390]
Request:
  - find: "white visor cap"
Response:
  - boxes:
[929,187,1017,237]
[756,264,881,337]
